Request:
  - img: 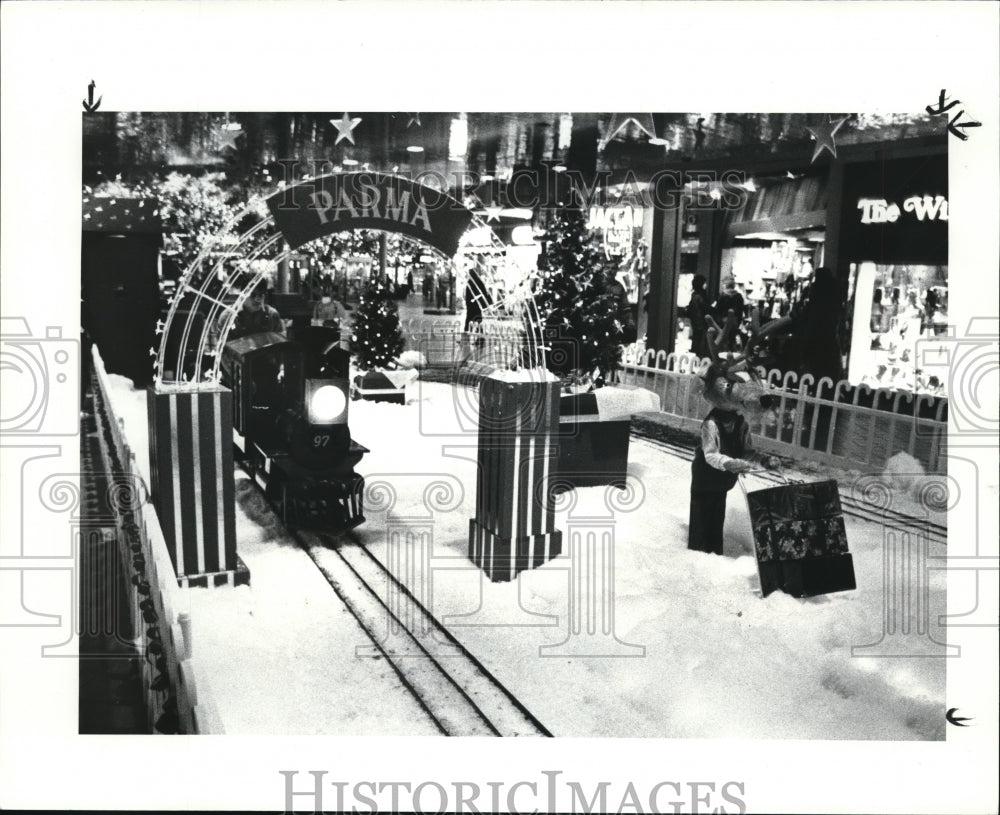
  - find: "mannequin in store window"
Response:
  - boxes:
[930,289,948,336]
[869,288,886,337]
[899,289,923,343]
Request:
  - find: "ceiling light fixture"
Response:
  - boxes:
[406,145,424,153]
[501,207,534,220]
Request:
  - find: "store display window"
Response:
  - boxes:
[846,262,949,394]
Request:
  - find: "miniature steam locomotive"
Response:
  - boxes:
[221,326,367,531]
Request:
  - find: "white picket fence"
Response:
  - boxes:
[399,317,527,370]
[91,348,224,734]
[617,346,948,475]
[393,322,946,475]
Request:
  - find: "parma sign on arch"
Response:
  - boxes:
[267,172,474,257]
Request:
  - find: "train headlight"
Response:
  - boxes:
[306,380,348,424]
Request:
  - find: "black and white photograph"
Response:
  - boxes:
[1,2,997,814]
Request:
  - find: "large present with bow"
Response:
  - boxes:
[743,479,856,598]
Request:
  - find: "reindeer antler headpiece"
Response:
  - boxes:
[702,316,792,383]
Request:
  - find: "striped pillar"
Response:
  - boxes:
[469,370,562,583]
[147,385,249,588]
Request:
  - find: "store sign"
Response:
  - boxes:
[840,154,947,265]
[266,173,473,257]
[588,205,641,258]
[858,195,949,224]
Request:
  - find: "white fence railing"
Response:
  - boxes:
[91,348,224,734]
[399,318,528,371]
[389,323,948,474]
[618,347,948,475]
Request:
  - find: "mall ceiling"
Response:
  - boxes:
[84,110,945,186]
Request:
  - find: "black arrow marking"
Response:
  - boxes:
[946,707,972,727]
[83,80,102,112]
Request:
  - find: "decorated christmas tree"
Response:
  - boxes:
[535,205,626,383]
[350,274,405,370]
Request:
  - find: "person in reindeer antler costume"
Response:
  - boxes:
[688,316,790,556]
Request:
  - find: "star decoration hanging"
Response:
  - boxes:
[332,112,362,145]
[483,204,503,223]
[217,126,245,152]
[806,115,851,162]
[600,113,657,150]
[407,113,422,128]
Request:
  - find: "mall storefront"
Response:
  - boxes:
[639,135,948,396]
[839,152,948,395]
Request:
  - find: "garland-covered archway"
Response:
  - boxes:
[155,172,546,384]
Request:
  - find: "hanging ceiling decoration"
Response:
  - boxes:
[806,115,852,162]
[331,112,362,145]
[599,113,658,150]
[216,121,244,152]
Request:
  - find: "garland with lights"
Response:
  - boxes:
[350,275,405,370]
[535,206,626,383]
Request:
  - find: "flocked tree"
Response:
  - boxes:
[157,172,241,273]
[350,274,405,370]
[535,206,626,383]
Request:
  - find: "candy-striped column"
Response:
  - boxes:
[469,369,562,583]
[147,385,249,588]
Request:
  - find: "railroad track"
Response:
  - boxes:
[631,428,948,546]
[296,529,552,738]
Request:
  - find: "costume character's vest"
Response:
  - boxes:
[691,409,748,493]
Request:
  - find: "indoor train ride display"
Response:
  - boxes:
[221,327,368,531]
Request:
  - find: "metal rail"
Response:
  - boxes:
[296,529,552,737]
[630,430,947,546]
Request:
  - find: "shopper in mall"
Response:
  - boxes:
[712,275,745,351]
[230,280,284,339]
[687,274,711,359]
[794,267,844,385]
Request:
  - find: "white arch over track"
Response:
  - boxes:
[155,173,547,386]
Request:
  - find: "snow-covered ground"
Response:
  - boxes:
[105,374,946,740]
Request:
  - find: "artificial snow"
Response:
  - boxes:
[104,374,946,739]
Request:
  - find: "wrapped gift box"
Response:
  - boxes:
[745,479,856,598]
